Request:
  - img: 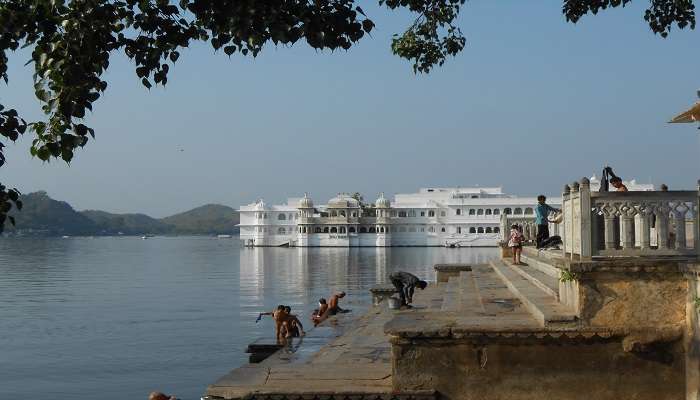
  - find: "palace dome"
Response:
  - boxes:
[298,193,314,209]
[327,193,360,208]
[375,193,390,208]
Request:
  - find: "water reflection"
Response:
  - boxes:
[0,238,497,400]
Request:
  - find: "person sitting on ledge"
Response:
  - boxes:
[311,298,328,325]
[535,195,560,249]
[389,271,427,309]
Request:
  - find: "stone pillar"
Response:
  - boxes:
[579,177,592,257]
[657,205,670,250]
[674,211,687,249]
[604,215,617,250]
[621,216,635,250]
[638,211,651,250]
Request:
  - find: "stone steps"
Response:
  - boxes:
[510,262,560,299]
[520,252,561,279]
[440,277,461,311]
[490,259,577,327]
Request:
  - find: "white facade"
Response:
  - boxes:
[238,188,563,247]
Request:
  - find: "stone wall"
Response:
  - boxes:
[392,337,685,400]
[576,272,687,333]
[686,266,700,400]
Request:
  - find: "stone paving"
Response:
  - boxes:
[205,307,395,399]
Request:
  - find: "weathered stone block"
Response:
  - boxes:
[392,338,685,400]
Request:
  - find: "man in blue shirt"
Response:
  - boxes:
[535,195,559,249]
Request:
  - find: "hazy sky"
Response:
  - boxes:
[1,2,699,217]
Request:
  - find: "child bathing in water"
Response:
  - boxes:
[508,224,524,265]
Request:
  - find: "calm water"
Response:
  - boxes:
[0,237,498,400]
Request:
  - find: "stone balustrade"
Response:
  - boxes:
[562,177,699,259]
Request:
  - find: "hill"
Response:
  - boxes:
[161,204,239,235]
[4,192,239,236]
[7,191,99,236]
[81,210,173,235]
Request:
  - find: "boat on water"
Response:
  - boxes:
[217,234,232,239]
[141,234,155,240]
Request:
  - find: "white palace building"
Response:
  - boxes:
[239,186,547,247]
[239,179,654,248]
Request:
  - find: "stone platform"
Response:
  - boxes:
[206,253,693,400]
[205,307,402,400]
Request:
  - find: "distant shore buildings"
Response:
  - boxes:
[237,179,653,247]
[239,187,518,247]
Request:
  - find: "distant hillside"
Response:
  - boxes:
[81,210,173,235]
[161,204,239,235]
[4,191,239,236]
[7,191,99,236]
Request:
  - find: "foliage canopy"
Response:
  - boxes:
[0,0,696,231]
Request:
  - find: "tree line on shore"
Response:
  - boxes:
[3,191,239,237]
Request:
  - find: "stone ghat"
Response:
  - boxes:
[204,306,435,400]
[205,255,694,400]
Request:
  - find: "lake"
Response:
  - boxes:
[0,237,498,400]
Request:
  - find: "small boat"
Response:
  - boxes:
[141,234,154,240]
[217,234,232,239]
[61,235,70,239]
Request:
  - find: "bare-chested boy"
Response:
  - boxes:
[327,291,346,315]
[257,305,289,341]
[311,298,328,325]
[283,306,306,337]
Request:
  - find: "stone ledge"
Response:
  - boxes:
[434,264,473,272]
[522,246,695,275]
[434,264,472,283]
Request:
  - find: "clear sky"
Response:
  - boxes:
[1,2,699,217]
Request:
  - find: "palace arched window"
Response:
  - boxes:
[468,209,475,215]
[456,209,462,216]
[494,227,500,233]
[278,227,286,234]
[380,227,384,233]
[315,227,322,233]
[485,209,492,215]
[440,211,446,217]
[485,227,492,233]
[369,227,376,233]
[352,212,357,217]
[469,227,476,233]
[323,227,330,233]
[398,211,407,217]
[514,208,523,215]
[477,227,484,233]
[524,207,534,215]
[330,227,338,233]
[477,209,484,215]
[493,209,500,215]
[457,227,462,234]
[339,210,346,217]
[340,227,346,233]
[278,214,286,220]
[349,227,356,233]
[360,227,367,233]
[441,227,446,232]
[289,213,294,220]
[504,208,512,215]
[428,210,435,217]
